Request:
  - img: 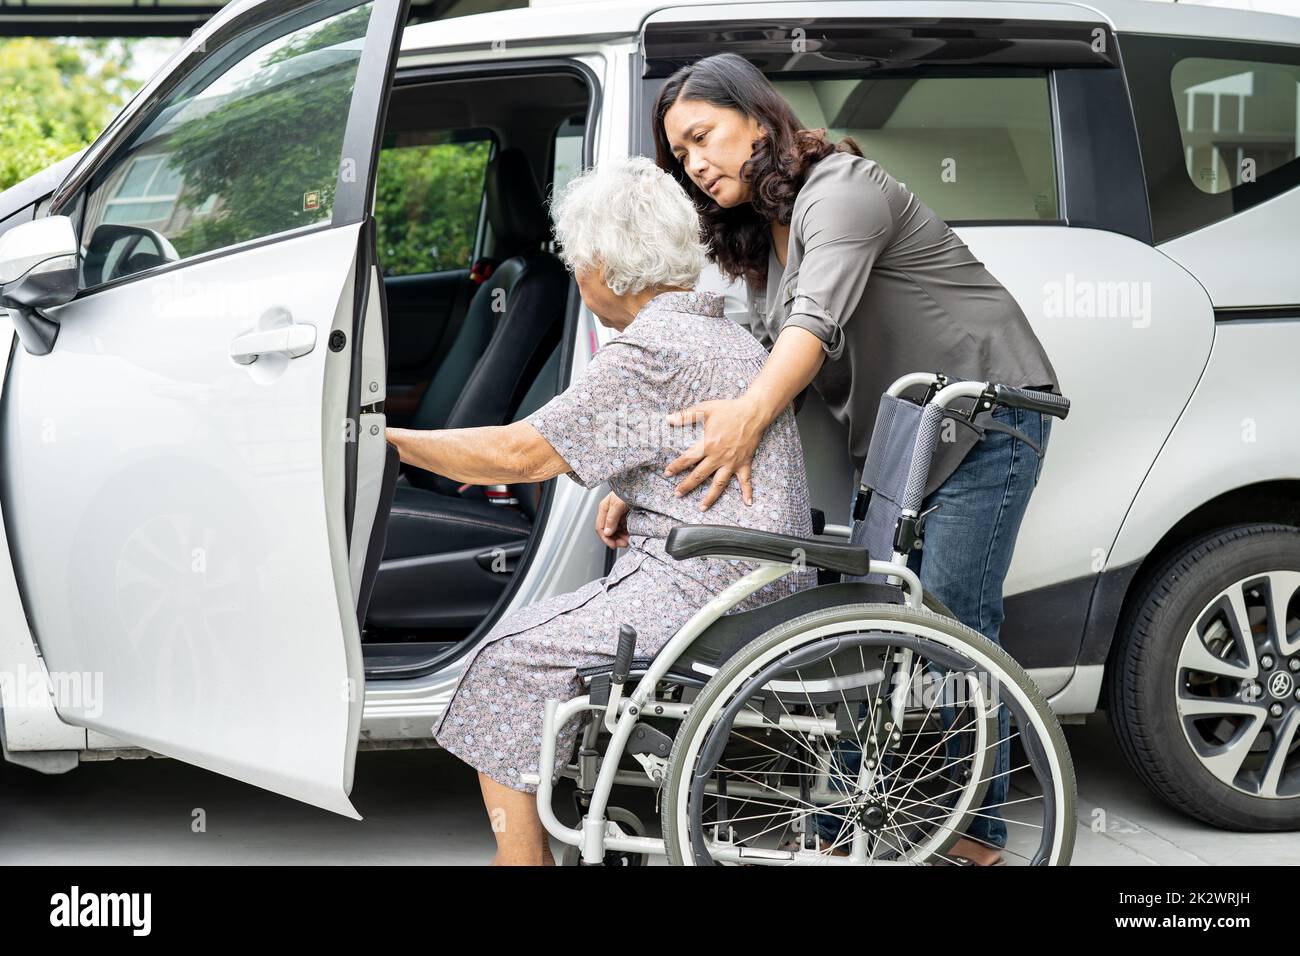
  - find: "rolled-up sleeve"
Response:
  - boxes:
[523,341,666,490]
[780,174,893,362]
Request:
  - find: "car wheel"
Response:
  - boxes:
[1107,523,1300,829]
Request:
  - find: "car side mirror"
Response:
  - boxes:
[0,215,79,355]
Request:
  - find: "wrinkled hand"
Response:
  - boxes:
[595,491,630,549]
[664,396,764,511]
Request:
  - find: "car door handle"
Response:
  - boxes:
[229,323,317,365]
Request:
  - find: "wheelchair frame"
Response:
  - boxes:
[517,373,1070,864]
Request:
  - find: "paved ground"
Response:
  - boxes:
[1,714,1296,864]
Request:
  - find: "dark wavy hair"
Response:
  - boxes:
[652,53,862,289]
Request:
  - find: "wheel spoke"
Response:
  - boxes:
[1176,692,1265,719]
[1263,570,1300,657]
[884,714,1009,794]
[677,623,1071,866]
[1259,710,1300,798]
[893,777,1043,820]
[1226,585,1262,672]
[1193,710,1268,787]
[884,695,985,798]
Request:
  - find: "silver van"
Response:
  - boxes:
[1,0,1298,831]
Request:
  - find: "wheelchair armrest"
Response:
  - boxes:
[665,524,870,577]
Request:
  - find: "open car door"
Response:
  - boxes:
[0,0,408,818]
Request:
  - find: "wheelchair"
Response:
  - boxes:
[518,372,1077,865]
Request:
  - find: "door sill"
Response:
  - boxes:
[362,640,463,678]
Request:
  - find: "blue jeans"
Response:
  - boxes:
[813,404,1052,850]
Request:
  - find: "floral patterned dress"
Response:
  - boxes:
[432,289,817,793]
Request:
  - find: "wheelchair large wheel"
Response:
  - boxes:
[661,602,1076,865]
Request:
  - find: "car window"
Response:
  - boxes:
[545,113,584,256]
[769,75,1058,221]
[78,0,374,290]
[374,130,494,277]
[1123,35,1300,242]
[1171,57,1300,196]
[550,114,585,197]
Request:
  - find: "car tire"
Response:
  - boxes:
[1107,523,1300,829]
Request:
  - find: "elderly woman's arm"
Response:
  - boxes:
[385,421,570,485]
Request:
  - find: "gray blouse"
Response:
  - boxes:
[742,150,1060,498]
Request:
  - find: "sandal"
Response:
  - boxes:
[935,853,1006,866]
[936,842,1006,866]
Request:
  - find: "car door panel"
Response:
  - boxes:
[0,0,410,817]
[1156,186,1300,309]
[2,224,368,817]
[955,226,1215,664]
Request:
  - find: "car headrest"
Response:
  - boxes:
[485,147,550,253]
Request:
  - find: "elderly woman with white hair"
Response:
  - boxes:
[384,156,817,865]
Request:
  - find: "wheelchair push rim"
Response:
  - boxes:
[661,604,1077,866]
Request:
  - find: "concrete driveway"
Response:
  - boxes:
[0,714,1296,865]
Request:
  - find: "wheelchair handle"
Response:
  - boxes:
[924,377,1071,422]
[887,372,1071,421]
[991,384,1071,420]
[611,623,637,685]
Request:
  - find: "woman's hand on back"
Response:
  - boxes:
[595,491,630,549]
[664,327,827,511]
[663,396,765,511]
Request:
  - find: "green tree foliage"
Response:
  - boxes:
[374,140,492,275]
[0,37,139,190]
[3,10,489,280]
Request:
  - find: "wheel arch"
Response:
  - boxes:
[1080,480,1300,682]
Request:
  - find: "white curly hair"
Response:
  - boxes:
[548,155,706,296]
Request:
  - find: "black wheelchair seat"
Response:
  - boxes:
[577,581,903,690]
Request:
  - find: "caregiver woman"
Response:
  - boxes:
[640,52,1062,865]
